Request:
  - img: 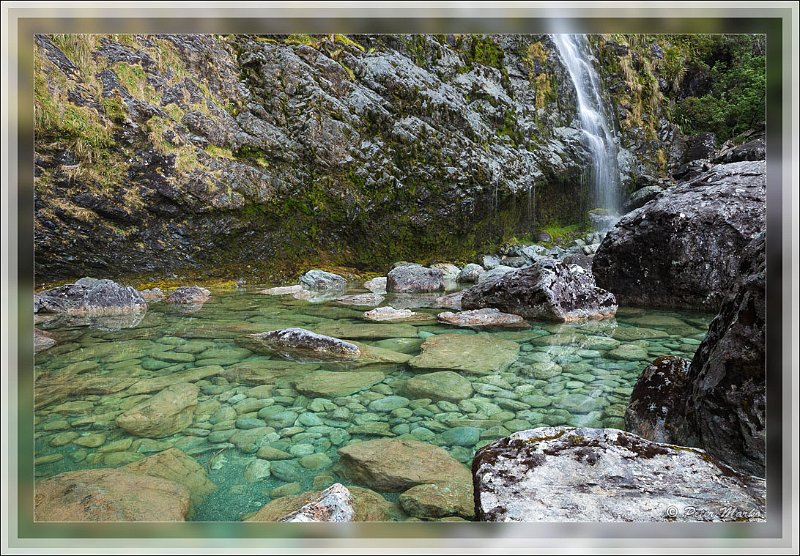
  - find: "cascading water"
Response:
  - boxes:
[552,34,621,229]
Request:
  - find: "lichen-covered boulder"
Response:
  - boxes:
[473,427,765,522]
[624,356,691,443]
[277,484,355,522]
[246,327,361,360]
[593,161,765,311]
[299,269,347,290]
[386,264,445,293]
[34,277,146,315]
[462,260,617,322]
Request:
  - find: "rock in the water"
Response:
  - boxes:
[115,383,199,438]
[623,185,663,212]
[431,263,461,281]
[457,263,485,283]
[434,291,464,310]
[247,327,360,360]
[399,482,475,519]
[593,161,765,311]
[140,287,164,302]
[295,371,385,398]
[249,485,398,521]
[34,469,191,521]
[386,264,444,293]
[363,276,388,293]
[462,260,617,322]
[658,233,765,476]
[34,328,56,353]
[34,277,146,315]
[314,321,418,340]
[437,308,526,329]
[336,293,385,307]
[165,286,211,305]
[625,356,691,443]
[277,483,354,522]
[473,427,765,522]
[404,371,473,403]
[121,447,216,506]
[409,333,519,375]
[363,306,423,322]
[299,269,347,290]
[259,285,305,295]
[336,438,472,491]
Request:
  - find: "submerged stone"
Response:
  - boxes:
[409,333,519,375]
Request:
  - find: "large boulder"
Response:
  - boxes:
[34,469,191,521]
[386,264,444,293]
[593,161,765,311]
[34,277,145,315]
[336,438,472,491]
[473,427,765,522]
[299,269,347,290]
[624,356,691,443]
[399,481,475,519]
[630,233,766,477]
[115,383,199,438]
[246,327,361,360]
[462,260,617,322]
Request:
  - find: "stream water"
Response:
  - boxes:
[33,287,712,521]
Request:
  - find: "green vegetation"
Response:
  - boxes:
[471,36,504,69]
[672,36,765,140]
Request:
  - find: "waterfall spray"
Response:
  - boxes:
[552,34,621,229]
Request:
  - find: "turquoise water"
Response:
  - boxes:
[33,287,712,521]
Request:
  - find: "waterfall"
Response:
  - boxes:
[552,34,621,227]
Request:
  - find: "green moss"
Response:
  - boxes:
[471,36,504,69]
[101,94,127,123]
[234,145,270,168]
[333,34,365,52]
[205,144,235,159]
[284,34,320,47]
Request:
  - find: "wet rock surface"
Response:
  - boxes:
[473,427,766,522]
[593,161,766,311]
[462,260,617,322]
[34,278,146,315]
[387,264,445,293]
[246,327,361,360]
